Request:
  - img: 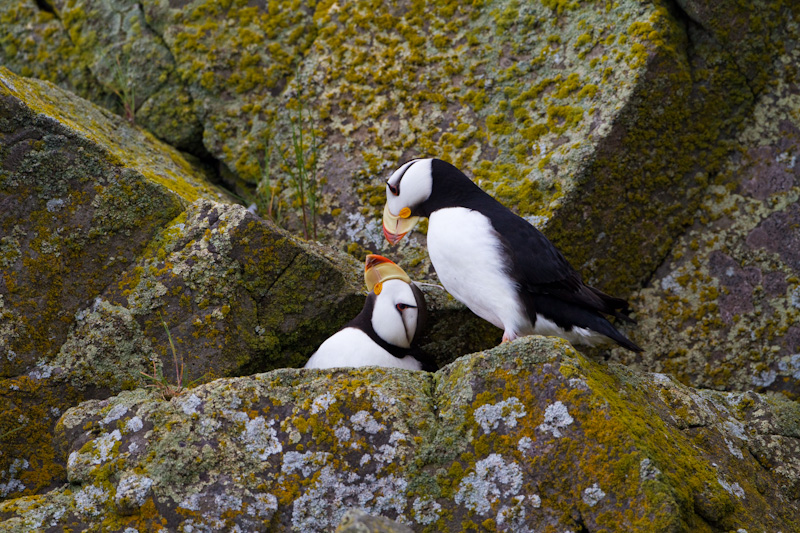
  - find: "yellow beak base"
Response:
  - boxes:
[382,203,420,245]
[364,254,412,293]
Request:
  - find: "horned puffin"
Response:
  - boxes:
[304,255,437,371]
[382,158,642,352]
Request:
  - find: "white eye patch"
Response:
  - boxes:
[386,158,433,216]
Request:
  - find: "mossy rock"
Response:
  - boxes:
[0,0,108,107]
[0,66,227,377]
[50,0,205,152]
[1,337,797,531]
[0,66,228,502]
[610,2,800,397]
[335,508,414,533]
[1,0,763,298]
[63,198,367,388]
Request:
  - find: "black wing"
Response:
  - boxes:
[488,205,633,320]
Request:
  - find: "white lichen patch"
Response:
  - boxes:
[651,373,675,387]
[455,454,523,515]
[177,485,276,531]
[101,404,129,425]
[27,361,54,380]
[777,353,800,379]
[94,429,122,464]
[640,458,661,481]
[344,211,383,249]
[373,390,398,411]
[124,416,143,433]
[474,397,527,434]
[568,377,589,390]
[718,477,746,499]
[725,438,744,459]
[350,410,385,434]
[282,451,331,477]
[517,437,532,454]
[660,272,684,294]
[74,484,110,517]
[537,401,574,438]
[334,425,351,444]
[752,369,777,388]
[496,495,536,532]
[46,198,66,212]
[582,483,606,507]
[310,392,336,414]
[246,492,278,519]
[115,473,154,512]
[723,419,748,441]
[412,496,442,525]
[179,492,202,512]
[199,416,222,435]
[180,393,203,415]
[371,431,407,465]
[291,465,408,532]
[65,429,123,478]
[0,458,29,497]
[241,416,282,460]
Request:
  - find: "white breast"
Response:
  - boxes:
[427,208,531,338]
[304,328,423,370]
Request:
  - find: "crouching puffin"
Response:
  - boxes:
[304,255,437,371]
[382,158,642,352]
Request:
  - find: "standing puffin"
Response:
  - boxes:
[382,158,642,352]
[304,255,437,371]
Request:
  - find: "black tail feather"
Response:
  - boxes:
[588,286,636,324]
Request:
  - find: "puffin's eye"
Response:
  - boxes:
[396,303,415,312]
[387,182,399,196]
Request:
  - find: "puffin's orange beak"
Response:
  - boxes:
[364,254,411,293]
[382,203,420,245]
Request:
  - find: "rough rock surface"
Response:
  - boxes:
[0,0,759,297]
[612,2,800,397]
[0,69,494,501]
[1,338,798,532]
[1,65,231,499]
[0,66,226,376]
[335,508,414,533]
[0,2,109,111]
[0,67,364,503]
[1,0,799,529]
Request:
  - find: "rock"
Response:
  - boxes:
[0,65,226,376]
[0,194,368,502]
[1,0,798,527]
[1,338,797,531]
[0,64,491,500]
[0,0,759,297]
[53,0,205,152]
[0,67,358,503]
[0,65,230,500]
[54,198,366,391]
[613,3,800,396]
[335,509,414,533]
[0,1,108,107]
